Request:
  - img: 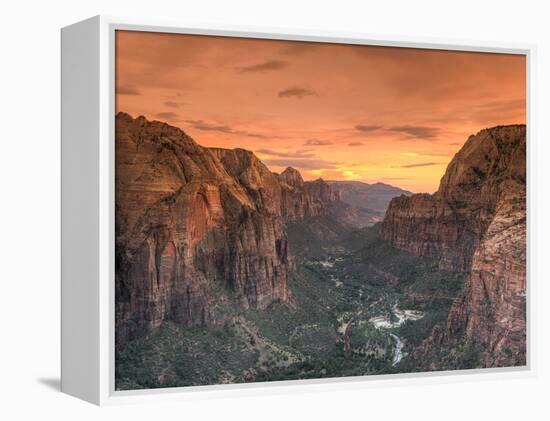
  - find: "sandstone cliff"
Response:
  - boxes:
[277,167,339,221]
[115,113,340,341]
[381,125,526,366]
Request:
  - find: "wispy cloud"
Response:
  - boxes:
[400,162,440,168]
[355,124,383,133]
[304,138,333,146]
[239,60,288,73]
[348,141,364,147]
[278,87,318,99]
[164,101,180,108]
[116,85,141,96]
[262,158,341,170]
[389,126,440,139]
[155,112,180,121]
[186,120,232,132]
[257,148,315,158]
[401,151,449,158]
[186,119,267,139]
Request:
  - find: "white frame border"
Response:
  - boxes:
[93,15,536,405]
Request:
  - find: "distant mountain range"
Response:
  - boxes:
[327,180,412,216]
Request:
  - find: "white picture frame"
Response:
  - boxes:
[61,15,536,405]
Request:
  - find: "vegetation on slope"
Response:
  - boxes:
[116,220,468,390]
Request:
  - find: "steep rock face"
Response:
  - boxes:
[381,125,526,272]
[209,147,283,216]
[444,187,526,366]
[277,166,305,189]
[115,114,291,341]
[115,114,342,342]
[276,167,339,221]
[380,193,468,270]
[381,125,526,365]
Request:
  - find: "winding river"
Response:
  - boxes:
[369,306,424,366]
[389,333,404,366]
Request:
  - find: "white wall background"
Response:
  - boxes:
[1,0,548,419]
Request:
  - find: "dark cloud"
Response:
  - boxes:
[164,101,180,108]
[116,85,141,96]
[155,112,180,121]
[186,119,267,139]
[262,158,340,170]
[400,162,440,168]
[348,142,364,147]
[389,126,440,139]
[246,133,268,139]
[355,124,383,132]
[239,60,288,73]
[186,120,232,133]
[257,148,315,158]
[304,138,333,146]
[278,87,318,99]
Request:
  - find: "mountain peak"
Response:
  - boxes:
[282,166,301,175]
[279,166,305,188]
[438,124,526,196]
[115,112,196,148]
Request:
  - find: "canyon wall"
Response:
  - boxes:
[277,167,338,221]
[381,125,526,366]
[115,113,339,341]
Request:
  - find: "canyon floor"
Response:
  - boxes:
[115,219,470,390]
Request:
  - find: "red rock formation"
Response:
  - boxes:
[276,167,339,221]
[381,125,526,366]
[445,186,526,366]
[115,113,340,341]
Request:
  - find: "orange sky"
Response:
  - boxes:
[115,30,526,193]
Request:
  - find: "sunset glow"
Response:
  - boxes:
[116,30,526,193]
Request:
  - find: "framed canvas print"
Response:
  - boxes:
[61,16,534,405]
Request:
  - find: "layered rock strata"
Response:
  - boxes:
[381,125,526,366]
[115,113,339,341]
